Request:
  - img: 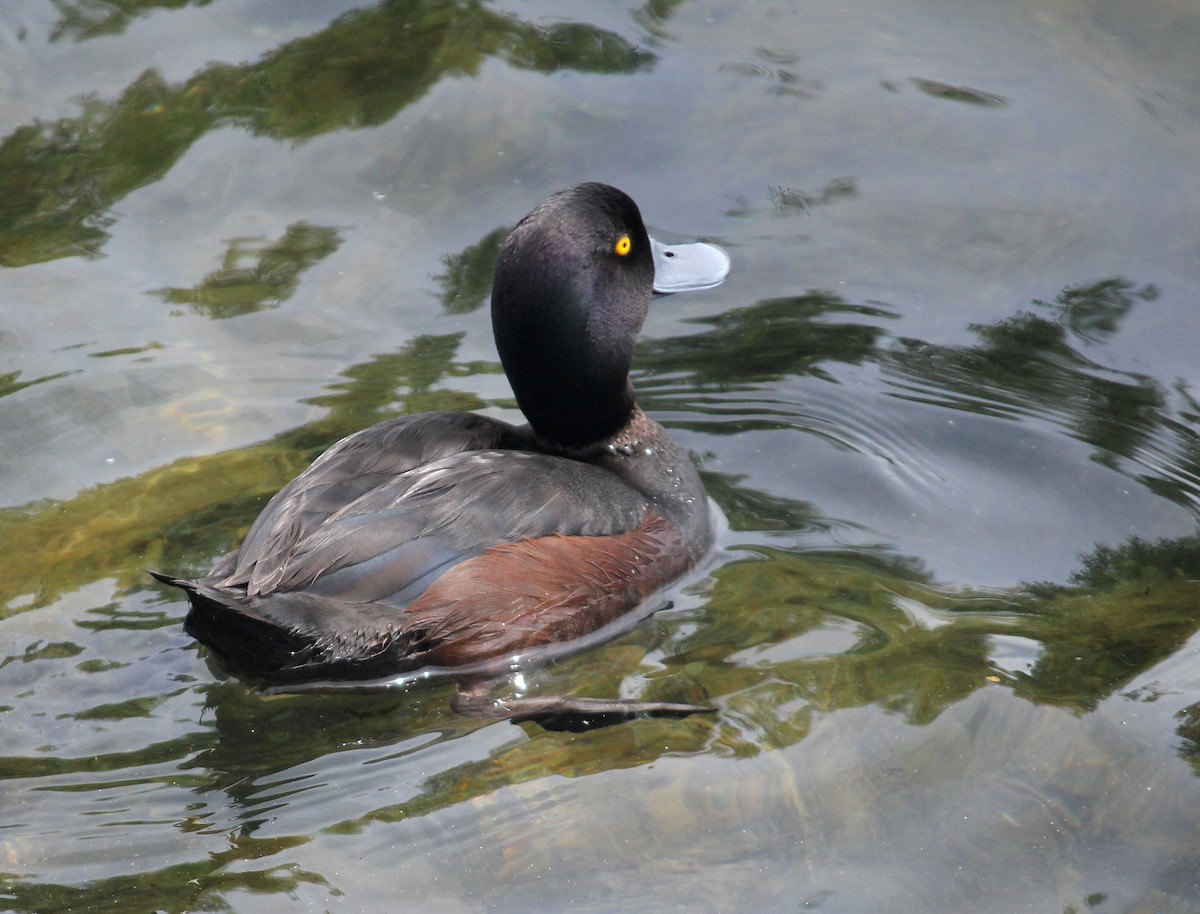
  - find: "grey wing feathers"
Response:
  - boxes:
[208,412,649,606]
[215,412,520,593]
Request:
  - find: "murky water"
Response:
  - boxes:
[2,1,1200,911]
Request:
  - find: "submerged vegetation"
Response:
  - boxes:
[3,0,1200,910]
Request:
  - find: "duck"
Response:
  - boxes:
[152,182,728,726]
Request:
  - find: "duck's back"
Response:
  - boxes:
[211,412,524,592]
[161,410,701,683]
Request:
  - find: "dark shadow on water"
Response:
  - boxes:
[637,292,894,389]
[1019,534,1200,712]
[433,225,510,315]
[0,1,658,266]
[910,78,1009,107]
[48,0,216,44]
[0,368,74,401]
[152,222,344,319]
[885,278,1200,513]
[0,835,321,914]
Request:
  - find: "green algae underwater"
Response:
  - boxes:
[3,0,1200,911]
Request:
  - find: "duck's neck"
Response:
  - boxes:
[516,370,635,452]
[594,407,710,549]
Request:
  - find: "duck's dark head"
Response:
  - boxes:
[491,183,655,451]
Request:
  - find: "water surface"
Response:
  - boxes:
[2,1,1200,911]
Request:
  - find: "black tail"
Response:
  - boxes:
[149,571,415,685]
[150,571,318,681]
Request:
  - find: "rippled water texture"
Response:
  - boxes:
[2,1,1200,912]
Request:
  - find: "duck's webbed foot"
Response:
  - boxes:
[451,683,713,732]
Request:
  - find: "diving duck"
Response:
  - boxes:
[153,182,728,725]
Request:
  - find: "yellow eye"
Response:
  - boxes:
[614,235,632,257]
